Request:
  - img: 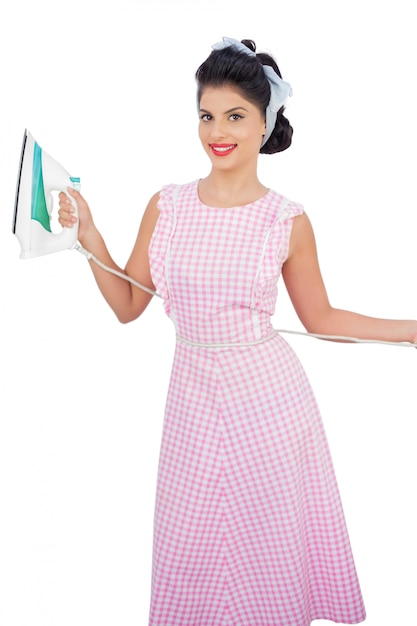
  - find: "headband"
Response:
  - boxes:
[211,37,293,147]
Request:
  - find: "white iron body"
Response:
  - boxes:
[13,130,80,259]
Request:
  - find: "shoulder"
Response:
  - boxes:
[157,180,199,213]
[138,191,161,237]
[266,189,304,221]
[286,211,317,260]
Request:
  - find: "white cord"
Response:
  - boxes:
[73,242,416,349]
[73,242,162,298]
[275,328,416,348]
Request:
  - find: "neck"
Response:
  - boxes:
[199,169,268,209]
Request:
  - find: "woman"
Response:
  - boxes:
[59,37,417,626]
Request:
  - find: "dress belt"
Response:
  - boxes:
[176,330,278,349]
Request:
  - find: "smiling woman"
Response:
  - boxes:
[57,36,417,626]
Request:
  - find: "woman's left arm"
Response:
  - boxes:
[282,212,417,344]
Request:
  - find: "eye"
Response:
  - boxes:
[200,113,212,122]
[229,113,243,121]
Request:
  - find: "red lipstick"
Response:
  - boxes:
[210,143,237,157]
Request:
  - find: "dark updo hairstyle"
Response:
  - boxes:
[195,39,293,154]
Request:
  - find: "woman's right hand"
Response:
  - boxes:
[58,187,97,244]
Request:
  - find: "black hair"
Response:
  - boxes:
[195,39,293,154]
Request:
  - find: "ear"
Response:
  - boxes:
[260,118,266,144]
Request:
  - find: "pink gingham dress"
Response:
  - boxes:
[148,180,366,626]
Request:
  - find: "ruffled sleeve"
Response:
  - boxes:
[148,184,178,309]
[253,192,304,315]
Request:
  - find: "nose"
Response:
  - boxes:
[210,118,228,140]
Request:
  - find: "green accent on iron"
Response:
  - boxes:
[32,142,51,232]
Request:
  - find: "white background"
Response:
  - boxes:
[0,1,416,625]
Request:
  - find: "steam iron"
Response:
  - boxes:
[13,129,81,258]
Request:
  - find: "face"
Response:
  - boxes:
[198,85,266,171]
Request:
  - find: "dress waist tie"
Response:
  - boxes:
[175,330,278,349]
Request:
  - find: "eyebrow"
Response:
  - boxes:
[199,106,249,114]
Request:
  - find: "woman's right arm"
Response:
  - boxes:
[58,188,160,323]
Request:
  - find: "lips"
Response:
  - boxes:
[210,143,237,157]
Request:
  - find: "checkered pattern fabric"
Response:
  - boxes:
[147,180,366,625]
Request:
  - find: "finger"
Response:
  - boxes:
[67,186,83,200]
[58,192,73,208]
[66,186,88,210]
[59,217,76,228]
[58,207,77,226]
